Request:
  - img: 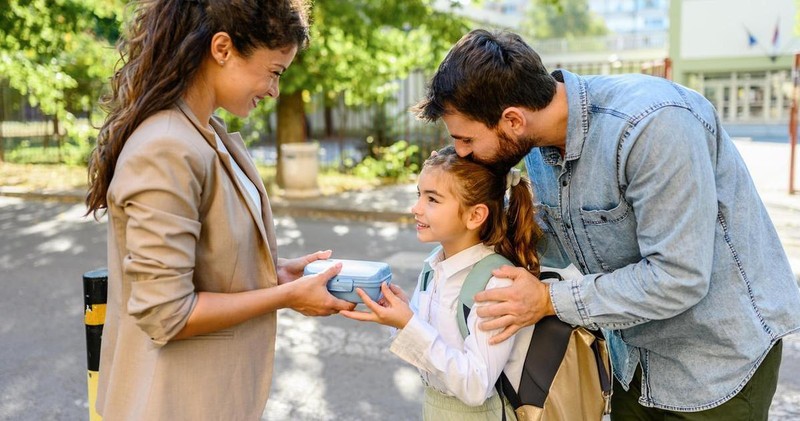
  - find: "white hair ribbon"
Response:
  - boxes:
[506,168,521,190]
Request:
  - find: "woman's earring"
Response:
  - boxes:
[219,60,225,66]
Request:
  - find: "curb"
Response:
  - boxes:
[0,188,86,204]
[270,201,415,224]
[0,188,416,224]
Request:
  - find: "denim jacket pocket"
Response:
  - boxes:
[535,203,573,268]
[579,200,640,272]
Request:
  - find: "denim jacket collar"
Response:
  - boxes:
[542,70,589,165]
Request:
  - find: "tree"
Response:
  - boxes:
[271,0,470,186]
[523,0,608,39]
[0,0,122,161]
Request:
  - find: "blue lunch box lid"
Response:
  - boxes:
[304,259,392,298]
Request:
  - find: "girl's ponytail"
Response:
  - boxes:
[494,177,542,275]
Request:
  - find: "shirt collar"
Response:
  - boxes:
[548,69,589,163]
[427,243,496,280]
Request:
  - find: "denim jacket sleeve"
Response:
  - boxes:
[550,106,719,330]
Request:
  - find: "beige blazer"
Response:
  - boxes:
[96,100,280,420]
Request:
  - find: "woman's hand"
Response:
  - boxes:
[340,283,413,329]
[286,261,356,316]
[277,249,333,285]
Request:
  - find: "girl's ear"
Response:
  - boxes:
[465,204,489,231]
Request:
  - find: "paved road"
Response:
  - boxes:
[0,197,433,420]
[0,198,799,420]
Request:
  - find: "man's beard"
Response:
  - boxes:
[473,128,535,173]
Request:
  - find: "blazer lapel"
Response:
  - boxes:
[224,131,278,264]
[175,100,275,259]
[210,122,276,256]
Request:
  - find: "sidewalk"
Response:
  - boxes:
[1,139,798,281]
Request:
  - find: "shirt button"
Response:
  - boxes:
[564,222,571,230]
[561,180,568,187]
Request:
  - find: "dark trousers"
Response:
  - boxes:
[611,340,782,420]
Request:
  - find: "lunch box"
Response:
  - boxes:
[303,259,392,303]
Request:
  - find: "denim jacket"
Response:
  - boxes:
[526,69,800,411]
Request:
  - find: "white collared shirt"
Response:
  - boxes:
[389,243,534,406]
[214,132,261,214]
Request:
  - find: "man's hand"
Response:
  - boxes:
[277,250,333,285]
[340,283,413,329]
[473,265,555,344]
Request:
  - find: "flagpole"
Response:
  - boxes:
[790,52,799,195]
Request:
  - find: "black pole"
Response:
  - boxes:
[83,268,107,420]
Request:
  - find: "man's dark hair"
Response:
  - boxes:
[413,29,557,128]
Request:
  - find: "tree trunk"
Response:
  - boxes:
[0,84,4,163]
[276,90,306,188]
[324,103,334,137]
[44,116,51,149]
[54,114,62,163]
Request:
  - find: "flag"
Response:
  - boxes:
[746,28,758,47]
[772,20,780,47]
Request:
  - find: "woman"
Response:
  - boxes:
[85,0,354,419]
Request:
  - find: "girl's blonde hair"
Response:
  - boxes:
[423,146,542,274]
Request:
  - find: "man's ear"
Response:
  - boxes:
[501,107,527,136]
[210,32,234,63]
[465,204,490,231]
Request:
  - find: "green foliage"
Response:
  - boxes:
[253,0,471,153]
[4,140,93,166]
[281,1,470,106]
[0,0,123,148]
[217,103,276,146]
[2,0,468,162]
[523,0,608,39]
[2,118,96,165]
[353,140,420,181]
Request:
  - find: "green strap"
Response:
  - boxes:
[419,246,442,292]
[457,253,513,338]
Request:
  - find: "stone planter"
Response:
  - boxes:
[280,142,320,198]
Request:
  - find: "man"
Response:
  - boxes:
[413,28,800,419]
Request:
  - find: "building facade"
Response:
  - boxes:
[670,0,797,127]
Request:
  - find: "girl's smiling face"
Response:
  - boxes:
[411,167,480,257]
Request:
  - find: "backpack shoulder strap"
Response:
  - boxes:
[418,246,443,293]
[457,253,513,338]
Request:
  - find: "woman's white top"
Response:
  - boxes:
[390,243,535,406]
[215,132,261,214]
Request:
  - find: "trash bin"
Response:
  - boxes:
[280,142,320,198]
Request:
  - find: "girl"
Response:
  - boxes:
[341,146,542,420]
[84,1,354,419]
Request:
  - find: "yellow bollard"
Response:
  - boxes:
[83,268,107,421]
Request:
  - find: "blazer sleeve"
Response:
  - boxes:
[109,132,207,346]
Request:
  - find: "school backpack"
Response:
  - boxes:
[419,248,612,421]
